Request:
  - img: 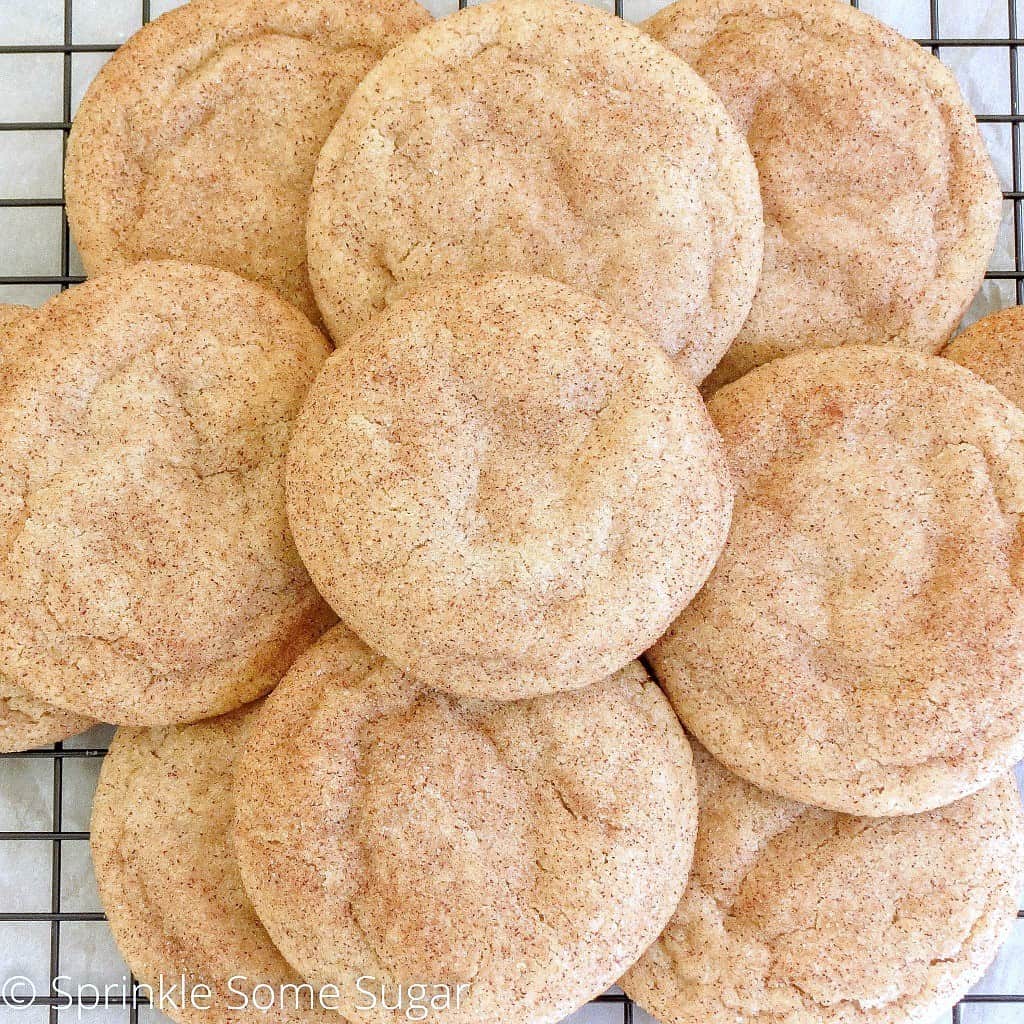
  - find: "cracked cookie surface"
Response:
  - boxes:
[0,304,95,750]
[305,0,763,383]
[622,743,1024,1024]
[649,345,1024,815]
[644,0,1001,391]
[91,703,337,1024]
[65,0,430,320]
[0,261,334,725]
[233,623,697,1024]
[286,273,733,699]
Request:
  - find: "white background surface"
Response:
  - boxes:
[0,0,1022,1022]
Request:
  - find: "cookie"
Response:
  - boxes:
[91,703,338,1024]
[944,305,1024,408]
[305,0,763,382]
[622,743,1024,1024]
[65,0,431,320]
[0,261,334,725]
[233,624,697,1024]
[286,274,733,700]
[644,0,1002,391]
[649,345,1024,815]
[0,304,96,751]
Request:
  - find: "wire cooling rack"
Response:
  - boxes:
[0,0,1022,1022]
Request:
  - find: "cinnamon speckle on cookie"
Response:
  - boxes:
[944,305,1024,409]
[645,0,1001,391]
[233,624,698,1024]
[306,0,763,382]
[65,0,431,319]
[622,742,1024,1024]
[287,273,733,700]
[91,703,340,1024]
[650,345,1024,815]
[0,261,335,725]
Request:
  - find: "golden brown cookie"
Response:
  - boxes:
[944,305,1024,408]
[305,0,763,382]
[0,304,96,750]
[649,345,1024,815]
[0,261,334,725]
[622,743,1024,1024]
[286,274,733,700]
[644,0,1002,391]
[233,624,698,1024]
[91,703,337,1024]
[65,0,431,320]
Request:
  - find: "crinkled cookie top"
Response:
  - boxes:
[645,0,1001,390]
[0,303,94,751]
[651,345,1024,815]
[286,273,733,700]
[306,0,763,382]
[91,703,338,1024]
[623,744,1024,1024]
[944,306,1024,410]
[233,624,697,1024]
[0,261,333,725]
[66,0,431,319]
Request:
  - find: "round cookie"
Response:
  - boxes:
[621,743,1024,1024]
[305,0,763,382]
[92,703,338,1024]
[944,305,1024,408]
[65,0,431,320]
[286,273,733,700]
[644,0,1002,391]
[233,624,698,1024]
[649,345,1024,816]
[0,261,334,725]
[0,304,95,751]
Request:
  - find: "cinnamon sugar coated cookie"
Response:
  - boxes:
[65,0,431,319]
[649,346,1024,815]
[286,274,733,700]
[305,0,763,382]
[233,624,697,1024]
[0,262,334,725]
[0,304,95,751]
[644,0,1002,391]
[621,743,1024,1024]
[92,705,338,1024]
[944,306,1024,408]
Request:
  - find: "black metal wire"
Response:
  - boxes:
[0,2,1020,1023]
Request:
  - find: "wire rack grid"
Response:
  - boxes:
[0,0,1022,1022]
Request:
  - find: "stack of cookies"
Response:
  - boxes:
[0,0,1021,1022]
